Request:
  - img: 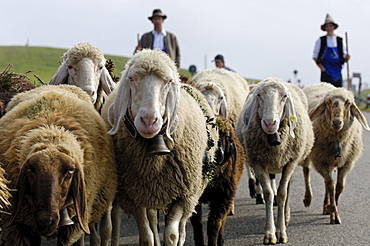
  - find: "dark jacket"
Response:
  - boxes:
[137,31,181,68]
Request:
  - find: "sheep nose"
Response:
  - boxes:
[141,117,158,129]
[263,120,277,130]
[332,120,342,130]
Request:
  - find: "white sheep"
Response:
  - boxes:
[49,42,117,112]
[101,49,218,246]
[236,78,314,244]
[191,68,249,125]
[0,85,117,246]
[301,82,370,224]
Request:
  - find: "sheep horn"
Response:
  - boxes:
[145,134,171,156]
[59,207,74,227]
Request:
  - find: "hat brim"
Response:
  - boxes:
[321,23,338,31]
[148,15,167,20]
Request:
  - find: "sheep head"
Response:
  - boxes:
[241,78,297,138]
[49,42,116,104]
[309,88,370,132]
[197,82,228,118]
[10,145,89,237]
[108,49,180,141]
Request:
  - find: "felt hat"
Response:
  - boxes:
[148,9,167,20]
[321,13,338,31]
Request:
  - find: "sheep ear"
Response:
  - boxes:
[7,166,29,227]
[164,68,180,140]
[107,67,132,135]
[49,62,69,85]
[241,92,258,133]
[309,101,326,121]
[219,98,228,118]
[100,67,117,95]
[71,167,90,234]
[284,91,297,138]
[350,103,370,131]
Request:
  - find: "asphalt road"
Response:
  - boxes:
[44,111,370,245]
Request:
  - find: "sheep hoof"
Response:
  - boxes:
[303,197,311,207]
[256,194,265,204]
[263,235,277,245]
[278,236,288,244]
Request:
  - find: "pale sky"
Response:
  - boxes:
[2,0,370,89]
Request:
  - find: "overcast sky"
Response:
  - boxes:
[2,0,370,88]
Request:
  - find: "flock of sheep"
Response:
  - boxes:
[0,42,368,246]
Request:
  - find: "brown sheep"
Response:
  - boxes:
[190,116,245,246]
[0,85,117,246]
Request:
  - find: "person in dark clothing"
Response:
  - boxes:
[134,9,181,68]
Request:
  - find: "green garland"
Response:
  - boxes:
[181,84,223,183]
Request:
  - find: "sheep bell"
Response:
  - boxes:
[267,132,281,146]
[329,141,342,159]
[145,134,171,156]
[58,207,74,227]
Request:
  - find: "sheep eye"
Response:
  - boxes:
[67,169,75,175]
[128,77,134,82]
[67,65,73,69]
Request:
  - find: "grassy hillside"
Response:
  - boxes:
[0,46,130,85]
[0,46,255,85]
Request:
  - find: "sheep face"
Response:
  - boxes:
[11,147,89,237]
[309,88,370,132]
[242,79,296,137]
[107,49,180,140]
[65,57,104,104]
[198,82,228,118]
[129,72,175,138]
[49,42,116,105]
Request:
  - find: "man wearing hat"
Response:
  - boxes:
[135,9,181,68]
[313,13,350,87]
[213,54,235,72]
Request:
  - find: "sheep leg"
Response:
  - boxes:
[132,207,155,246]
[89,223,101,246]
[147,209,161,246]
[207,207,228,246]
[276,164,296,244]
[302,166,312,207]
[255,179,264,204]
[333,166,350,224]
[245,163,257,198]
[322,169,338,224]
[164,203,185,246]
[253,165,276,245]
[111,200,122,246]
[269,173,277,206]
[99,206,113,246]
[284,176,293,226]
[190,203,205,246]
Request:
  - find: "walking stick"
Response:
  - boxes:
[345,32,351,90]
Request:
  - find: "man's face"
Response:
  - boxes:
[215,60,225,68]
[324,23,335,32]
[151,16,164,28]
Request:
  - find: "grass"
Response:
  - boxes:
[0,46,130,85]
[0,46,255,86]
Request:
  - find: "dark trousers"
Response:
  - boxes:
[321,71,343,87]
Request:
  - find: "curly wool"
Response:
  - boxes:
[0,85,117,245]
[62,42,105,65]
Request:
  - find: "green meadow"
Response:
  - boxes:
[0,46,196,85]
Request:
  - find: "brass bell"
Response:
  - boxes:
[59,207,74,227]
[145,134,171,157]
